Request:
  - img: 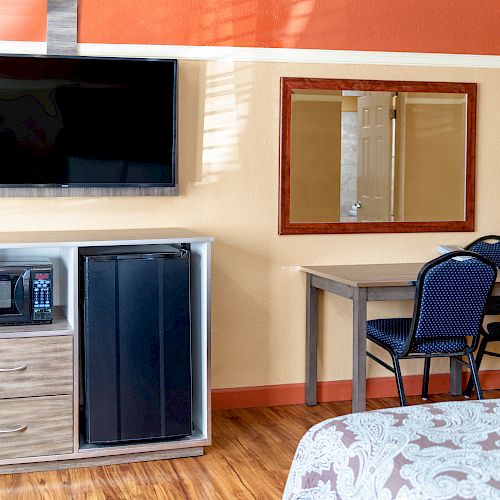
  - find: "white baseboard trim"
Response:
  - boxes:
[78,43,500,69]
[0,40,500,69]
[0,41,47,55]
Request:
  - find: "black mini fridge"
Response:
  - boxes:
[79,245,192,444]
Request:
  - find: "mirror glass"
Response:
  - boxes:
[280,79,476,234]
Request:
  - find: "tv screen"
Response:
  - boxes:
[0,55,177,187]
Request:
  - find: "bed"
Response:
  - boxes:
[284,399,500,499]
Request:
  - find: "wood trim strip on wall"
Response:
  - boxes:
[47,0,77,56]
[211,370,500,410]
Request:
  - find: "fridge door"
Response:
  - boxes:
[81,249,191,444]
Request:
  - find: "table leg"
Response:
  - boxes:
[352,287,367,412]
[450,356,463,396]
[306,274,318,406]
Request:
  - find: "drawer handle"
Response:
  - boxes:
[0,365,28,373]
[0,425,27,434]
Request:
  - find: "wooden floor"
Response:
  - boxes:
[1,390,499,499]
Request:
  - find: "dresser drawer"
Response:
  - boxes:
[0,395,73,459]
[0,336,73,399]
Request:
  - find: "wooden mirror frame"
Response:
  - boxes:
[279,78,477,234]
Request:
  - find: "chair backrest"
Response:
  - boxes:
[465,235,500,314]
[406,251,497,354]
[465,235,500,267]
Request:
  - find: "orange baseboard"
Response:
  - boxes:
[211,370,500,410]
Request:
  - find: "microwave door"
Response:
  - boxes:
[0,269,31,321]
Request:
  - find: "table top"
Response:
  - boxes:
[301,262,500,288]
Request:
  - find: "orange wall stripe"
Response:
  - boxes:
[0,0,46,42]
[212,370,500,410]
[79,0,500,56]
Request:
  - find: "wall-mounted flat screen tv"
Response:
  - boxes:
[0,55,177,188]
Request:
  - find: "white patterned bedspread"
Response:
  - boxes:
[283,399,500,500]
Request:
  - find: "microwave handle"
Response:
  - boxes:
[13,270,31,316]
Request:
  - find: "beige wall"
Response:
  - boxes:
[395,92,466,221]
[1,60,499,389]
[290,98,341,222]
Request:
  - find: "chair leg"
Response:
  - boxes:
[422,357,431,400]
[467,352,484,400]
[392,356,407,406]
[464,336,488,397]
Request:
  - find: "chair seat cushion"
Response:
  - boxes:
[487,322,500,336]
[485,297,500,315]
[367,318,468,355]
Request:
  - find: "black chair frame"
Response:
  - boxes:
[367,251,497,406]
[463,235,500,397]
[465,235,500,250]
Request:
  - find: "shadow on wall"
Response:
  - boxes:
[184,0,346,50]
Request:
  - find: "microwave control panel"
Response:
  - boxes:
[31,271,53,321]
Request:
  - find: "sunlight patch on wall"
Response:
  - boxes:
[200,59,252,183]
[280,0,316,47]
[0,0,46,42]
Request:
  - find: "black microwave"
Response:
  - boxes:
[0,262,53,325]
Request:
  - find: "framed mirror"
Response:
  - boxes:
[279,78,477,234]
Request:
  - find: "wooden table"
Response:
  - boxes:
[302,263,500,412]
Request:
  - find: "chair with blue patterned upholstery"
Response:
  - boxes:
[463,235,500,397]
[367,251,497,406]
